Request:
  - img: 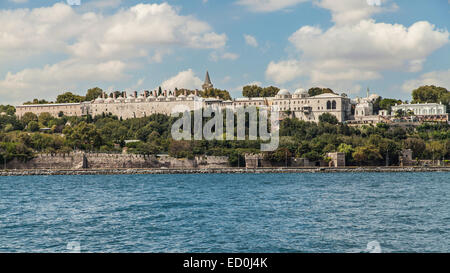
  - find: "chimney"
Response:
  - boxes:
[153,90,157,97]
[184,89,187,96]
[164,90,167,97]
[134,91,138,98]
[113,92,116,99]
[195,89,198,96]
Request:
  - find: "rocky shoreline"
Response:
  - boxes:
[0,167,449,176]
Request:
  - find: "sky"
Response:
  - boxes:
[0,0,449,105]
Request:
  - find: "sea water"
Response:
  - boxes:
[0,172,448,252]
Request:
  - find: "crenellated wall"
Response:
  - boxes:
[5,153,230,170]
[6,153,86,169]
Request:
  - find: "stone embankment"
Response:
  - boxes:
[1,167,449,176]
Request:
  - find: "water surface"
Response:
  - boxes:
[0,172,448,252]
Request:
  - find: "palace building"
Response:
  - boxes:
[16,72,353,123]
[391,102,447,116]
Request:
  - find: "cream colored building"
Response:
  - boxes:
[268,89,352,122]
[89,90,199,119]
[15,72,352,123]
[16,103,86,118]
[391,102,447,116]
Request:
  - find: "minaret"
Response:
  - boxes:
[202,71,213,91]
[367,87,370,98]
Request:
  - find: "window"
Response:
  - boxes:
[326,101,331,110]
[332,100,337,110]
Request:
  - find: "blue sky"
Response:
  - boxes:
[0,0,449,104]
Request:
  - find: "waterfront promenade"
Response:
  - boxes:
[1,166,449,176]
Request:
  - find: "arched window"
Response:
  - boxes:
[332,100,337,110]
[326,101,331,110]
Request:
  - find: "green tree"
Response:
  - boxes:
[56,92,85,103]
[379,98,402,112]
[21,112,38,124]
[27,121,40,132]
[38,112,53,127]
[412,85,449,112]
[338,143,355,165]
[63,122,103,150]
[85,87,104,101]
[426,141,445,161]
[352,145,383,166]
[308,87,335,97]
[404,138,426,159]
[0,105,16,116]
[23,99,51,105]
[319,113,339,125]
[201,88,232,100]
[243,85,263,98]
[242,85,279,97]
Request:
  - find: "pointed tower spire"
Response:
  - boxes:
[202,71,214,91]
[205,71,211,84]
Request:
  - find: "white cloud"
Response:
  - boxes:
[266,60,305,84]
[236,0,308,12]
[159,69,203,91]
[402,69,450,93]
[9,0,28,3]
[0,3,227,61]
[0,3,227,104]
[209,52,239,61]
[314,0,397,25]
[79,0,122,11]
[0,59,126,104]
[68,3,227,60]
[244,34,258,47]
[266,18,449,93]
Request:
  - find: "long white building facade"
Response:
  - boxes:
[16,72,352,122]
[391,102,447,116]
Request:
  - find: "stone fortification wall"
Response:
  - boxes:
[5,153,230,170]
[6,153,85,169]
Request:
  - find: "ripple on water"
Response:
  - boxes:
[0,172,448,253]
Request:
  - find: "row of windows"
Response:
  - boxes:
[235,102,264,106]
[20,106,77,111]
[273,100,312,105]
[272,100,338,110]
[404,108,444,115]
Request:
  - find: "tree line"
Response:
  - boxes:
[0,108,448,167]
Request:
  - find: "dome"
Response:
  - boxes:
[369,94,380,101]
[94,97,104,103]
[277,89,291,96]
[294,88,307,94]
[105,97,114,103]
[115,96,125,102]
[135,97,144,102]
[187,94,196,98]
[146,96,155,102]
